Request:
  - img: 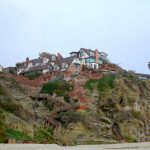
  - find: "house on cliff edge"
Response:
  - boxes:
[69,48,108,70]
[16,48,108,76]
[0,65,3,72]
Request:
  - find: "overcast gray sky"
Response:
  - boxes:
[0,0,150,73]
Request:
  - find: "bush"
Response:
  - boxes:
[0,110,7,143]
[56,111,84,126]
[0,126,7,143]
[85,75,115,93]
[34,127,54,143]
[85,79,98,91]
[24,71,42,80]
[6,128,32,141]
[124,135,137,142]
[16,62,23,68]
[43,100,54,111]
[97,75,115,92]
[41,81,72,96]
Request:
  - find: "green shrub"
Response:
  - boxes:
[0,111,7,143]
[51,76,63,82]
[6,128,32,141]
[97,75,115,92]
[0,126,7,143]
[41,81,72,96]
[124,135,137,142]
[24,71,41,80]
[34,128,54,143]
[85,75,115,92]
[85,79,98,91]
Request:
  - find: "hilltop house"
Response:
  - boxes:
[16,52,63,75]
[69,48,108,69]
[136,73,150,80]
[0,65,3,72]
[60,56,81,74]
[2,67,17,74]
[16,48,108,75]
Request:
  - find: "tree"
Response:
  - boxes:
[148,62,150,70]
[16,62,23,68]
[39,52,51,58]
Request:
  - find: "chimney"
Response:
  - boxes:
[95,49,99,63]
[26,57,29,63]
[57,53,63,60]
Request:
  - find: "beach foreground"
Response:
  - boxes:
[0,142,150,150]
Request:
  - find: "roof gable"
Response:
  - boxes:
[80,48,94,53]
[62,56,76,66]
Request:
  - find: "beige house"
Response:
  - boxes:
[60,56,81,75]
[0,65,3,72]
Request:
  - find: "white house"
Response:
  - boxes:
[0,65,3,72]
[69,48,108,70]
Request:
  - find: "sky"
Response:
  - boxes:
[0,0,150,73]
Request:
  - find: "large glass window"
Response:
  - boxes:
[85,58,95,63]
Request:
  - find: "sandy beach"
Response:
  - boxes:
[0,142,150,150]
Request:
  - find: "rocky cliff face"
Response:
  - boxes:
[52,71,150,145]
[0,71,150,145]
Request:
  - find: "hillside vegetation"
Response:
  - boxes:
[0,77,53,143]
[0,71,150,145]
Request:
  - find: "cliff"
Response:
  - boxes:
[0,71,150,145]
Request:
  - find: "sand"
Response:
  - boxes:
[0,142,150,150]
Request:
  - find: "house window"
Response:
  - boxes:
[43,57,49,63]
[54,65,59,71]
[85,58,95,63]
[80,59,85,64]
[100,53,107,61]
[90,51,94,56]
[94,64,98,69]
[90,58,95,63]
[99,60,103,64]
[52,55,56,61]
[62,63,68,69]
[74,64,80,70]
[85,58,90,63]
[79,51,84,57]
